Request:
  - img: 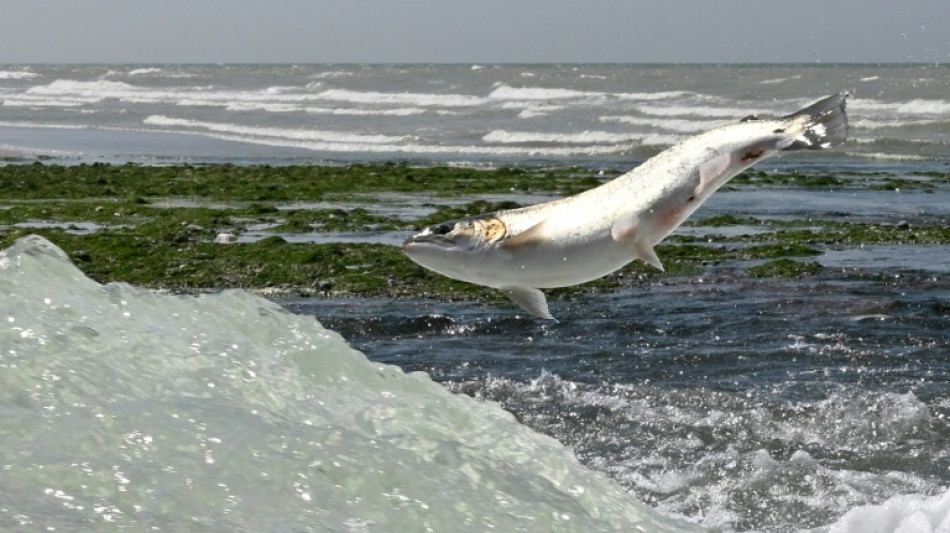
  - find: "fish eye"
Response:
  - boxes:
[429,223,453,235]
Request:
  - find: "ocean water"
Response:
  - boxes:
[0,63,948,166]
[2,64,950,532]
[3,236,949,533]
[0,235,703,532]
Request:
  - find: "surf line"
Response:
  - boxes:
[404,92,850,319]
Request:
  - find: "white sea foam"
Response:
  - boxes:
[140,115,631,157]
[26,79,139,98]
[0,120,87,130]
[897,99,950,115]
[184,100,427,116]
[23,79,454,113]
[128,67,163,76]
[599,115,727,133]
[310,70,353,79]
[143,115,412,144]
[454,372,947,533]
[489,85,689,102]
[315,88,487,107]
[759,75,803,85]
[848,99,904,114]
[635,104,773,119]
[489,84,606,101]
[843,150,932,162]
[483,129,680,148]
[3,64,944,165]
[850,98,950,117]
[825,490,950,533]
[0,70,40,80]
[0,95,94,107]
[852,118,942,130]
[516,105,563,118]
[483,129,647,144]
[0,235,701,532]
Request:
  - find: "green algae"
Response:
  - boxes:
[1,163,947,301]
[0,162,608,202]
[731,170,844,187]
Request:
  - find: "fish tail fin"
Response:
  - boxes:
[781,90,851,151]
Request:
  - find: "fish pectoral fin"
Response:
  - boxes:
[697,151,734,195]
[500,220,548,250]
[611,212,640,243]
[501,286,555,320]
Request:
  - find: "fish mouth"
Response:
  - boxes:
[402,233,456,250]
[403,222,460,251]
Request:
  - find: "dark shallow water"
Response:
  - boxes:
[284,270,950,531]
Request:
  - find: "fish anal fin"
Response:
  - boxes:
[611,213,664,271]
[501,286,555,320]
[636,241,664,271]
[500,220,548,250]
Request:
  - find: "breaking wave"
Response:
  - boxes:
[0,235,699,532]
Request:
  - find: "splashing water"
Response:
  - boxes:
[3,235,949,532]
[0,235,698,532]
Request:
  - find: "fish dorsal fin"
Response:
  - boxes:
[500,220,548,250]
[501,286,555,320]
[610,213,665,271]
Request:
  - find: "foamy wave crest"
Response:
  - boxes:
[0,235,700,532]
[182,100,427,116]
[635,104,773,119]
[22,79,449,113]
[451,372,944,532]
[614,90,694,100]
[759,75,803,85]
[489,85,689,102]
[483,129,646,144]
[489,85,606,101]
[599,115,727,133]
[310,70,354,79]
[26,79,138,98]
[141,115,627,157]
[515,105,566,118]
[826,490,950,533]
[0,120,87,130]
[0,69,40,80]
[0,96,93,108]
[315,88,486,107]
[143,115,412,144]
[897,99,950,115]
[851,98,950,117]
[128,67,163,76]
[843,150,933,162]
[853,118,943,130]
[848,99,904,114]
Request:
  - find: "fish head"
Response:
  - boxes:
[402,215,508,278]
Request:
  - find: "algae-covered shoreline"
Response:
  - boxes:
[1,163,948,307]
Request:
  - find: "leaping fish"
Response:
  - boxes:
[403,92,850,319]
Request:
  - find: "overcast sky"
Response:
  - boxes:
[2,0,948,64]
